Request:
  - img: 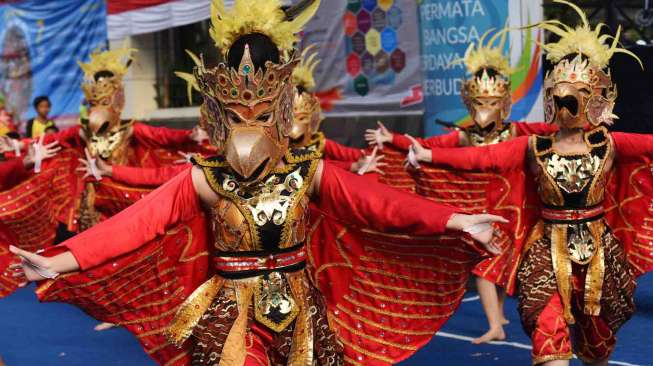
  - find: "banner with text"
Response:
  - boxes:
[302,0,424,115]
[419,0,544,136]
[0,0,107,132]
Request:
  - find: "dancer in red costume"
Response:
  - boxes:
[41,46,210,232]
[408,2,650,364]
[10,1,509,365]
[364,28,557,344]
[81,46,383,188]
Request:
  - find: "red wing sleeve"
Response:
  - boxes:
[430,136,529,173]
[512,122,558,136]
[324,139,363,163]
[132,122,193,149]
[62,167,202,270]
[42,126,82,148]
[316,160,459,235]
[112,164,192,187]
[0,158,27,190]
[391,131,460,151]
[612,132,653,163]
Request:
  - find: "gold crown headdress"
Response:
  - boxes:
[291,46,323,140]
[79,47,135,109]
[292,45,321,91]
[454,28,512,101]
[534,0,642,125]
[174,0,320,146]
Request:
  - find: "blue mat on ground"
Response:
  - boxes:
[1,274,652,366]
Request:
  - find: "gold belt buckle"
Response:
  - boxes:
[253,272,299,333]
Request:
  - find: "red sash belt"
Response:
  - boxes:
[213,245,306,274]
[541,205,604,223]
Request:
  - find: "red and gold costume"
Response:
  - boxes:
[423,2,650,363]
[379,29,556,289]
[29,1,495,365]
[0,48,208,297]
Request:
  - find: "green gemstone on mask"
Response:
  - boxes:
[258,89,265,97]
[231,89,238,97]
[243,65,252,74]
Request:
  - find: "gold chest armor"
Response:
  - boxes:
[194,148,319,332]
[533,128,610,265]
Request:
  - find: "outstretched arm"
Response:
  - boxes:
[324,138,363,163]
[409,135,530,173]
[511,122,558,136]
[390,131,461,151]
[312,160,506,250]
[131,122,200,149]
[10,167,202,279]
[612,132,653,163]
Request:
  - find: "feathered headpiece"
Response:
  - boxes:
[209,0,320,55]
[292,45,321,91]
[535,0,641,69]
[454,27,512,77]
[78,47,136,80]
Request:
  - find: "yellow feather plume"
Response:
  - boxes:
[292,45,321,91]
[78,47,136,79]
[209,0,321,54]
[535,0,642,69]
[452,27,512,76]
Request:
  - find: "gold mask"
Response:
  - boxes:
[543,55,617,129]
[289,90,322,147]
[195,45,296,182]
[462,69,511,133]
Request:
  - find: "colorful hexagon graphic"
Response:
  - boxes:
[347,0,362,13]
[344,11,357,37]
[381,28,397,53]
[356,10,372,33]
[390,48,406,73]
[378,0,394,11]
[387,6,402,30]
[361,52,375,75]
[374,51,389,73]
[372,70,396,86]
[347,53,362,76]
[362,0,377,12]
[352,32,366,55]
[372,8,386,31]
[354,75,370,96]
[365,28,382,55]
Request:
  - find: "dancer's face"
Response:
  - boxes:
[82,106,130,160]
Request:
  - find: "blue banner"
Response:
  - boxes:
[419,0,508,136]
[0,0,107,131]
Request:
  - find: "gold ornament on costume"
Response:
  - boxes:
[290,46,323,146]
[534,0,642,127]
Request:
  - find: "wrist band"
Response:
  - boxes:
[12,139,20,157]
[463,223,492,235]
[407,146,421,169]
[24,260,59,279]
[375,129,384,150]
[33,142,43,173]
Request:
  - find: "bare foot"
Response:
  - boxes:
[94,322,116,331]
[500,317,510,325]
[472,327,506,344]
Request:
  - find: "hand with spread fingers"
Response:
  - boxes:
[190,126,209,144]
[351,146,386,175]
[23,135,61,169]
[446,213,508,254]
[77,148,112,179]
[404,134,431,163]
[364,121,392,148]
